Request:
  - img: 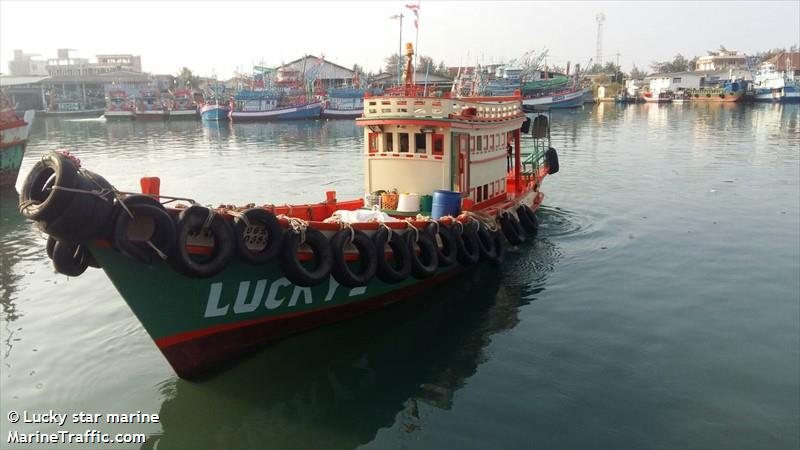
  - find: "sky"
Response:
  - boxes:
[1,0,798,78]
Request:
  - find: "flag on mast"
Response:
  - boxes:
[405,3,419,29]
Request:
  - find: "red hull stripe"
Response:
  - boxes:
[155,268,466,350]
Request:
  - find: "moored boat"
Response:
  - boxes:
[135,89,167,119]
[17,43,559,379]
[43,97,104,117]
[104,89,136,119]
[686,80,750,102]
[168,88,198,119]
[322,87,368,119]
[642,90,672,103]
[522,87,585,110]
[1,91,34,187]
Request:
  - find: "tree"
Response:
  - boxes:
[384,54,403,75]
[628,64,648,79]
[650,54,690,74]
[177,67,199,89]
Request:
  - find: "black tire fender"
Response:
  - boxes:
[455,223,481,266]
[51,240,88,277]
[233,208,283,264]
[373,226,412,284]
[404,229,439,279]
[491,230,506,265]
[428,222,458,267]
[330,228,377,287]
[516,204,539,236]
[18,151,80,222]
[113,203,176,265]
[545,147,559,174]
[279,227,333,287]
[499,212,525,246]
[476,225,499,262]
[169,206,234,278]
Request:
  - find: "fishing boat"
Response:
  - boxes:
[522,87,585,110]
[783,81,800,103]
[43,96,105,117]
[17,43,559,379]
[200,101,230,121]
[1,91,34,187]
[135,89,167,119]
[685,80,751,102]
[104,89,136,119]
[642,90,672,103]
[168,88,198,119]
[230,92,322,121]
[752,62,784,102]
[321,87,368,119]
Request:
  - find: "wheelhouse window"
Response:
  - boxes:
[414,133,426,154]
[369,133,379,153]
[386,133,394,152]
[399,133,409,153]
[476,136,483,151]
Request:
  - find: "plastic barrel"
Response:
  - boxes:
[431,190,461,219]
[420,195,433,213]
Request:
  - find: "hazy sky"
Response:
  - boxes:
[1,1,798,78]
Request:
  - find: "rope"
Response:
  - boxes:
[404,219,420,242]
[202,208,215,230]
[226,210,251,228]
[145,240,168,260]
[278,215,309,245]
[380,222,393,240]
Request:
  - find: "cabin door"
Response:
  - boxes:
[454,133,469,194]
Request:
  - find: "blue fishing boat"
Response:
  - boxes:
[200,102,230,121]
[322,87,369,119]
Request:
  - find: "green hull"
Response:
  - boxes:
[91,245,466,378]
[0,142,26,187]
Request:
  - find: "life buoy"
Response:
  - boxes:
[545,147,559,174]
[404,228,439,279]
[233,208,283,264]
[169,206,234,278]
[279,226,333,287]
[112,201,176,265]
[476,224,499,262]
[39,169,115,242]
[19,151,80,222]
[455,222,480,266]
[51,240,89,277]
[428,222,458,267]
[373,226,412,283]
[516,204,538,236]
[499,212,525,245]
[330,228,377,287]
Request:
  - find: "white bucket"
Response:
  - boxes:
[397,193,421,213]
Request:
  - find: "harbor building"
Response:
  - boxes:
[695,50,748,71]
[277,56,357,90]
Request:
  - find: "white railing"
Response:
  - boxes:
[364,96,521,121]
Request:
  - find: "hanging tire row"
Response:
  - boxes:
[20,151,541,287]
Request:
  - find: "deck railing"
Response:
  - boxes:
[363,96,522,121]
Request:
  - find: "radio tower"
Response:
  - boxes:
[595,13,605,67]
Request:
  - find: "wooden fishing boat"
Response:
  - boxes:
[686,81,751,102]
[135,89,167,119]
[1,91,34,187]
[322,87,368,119]
[168,88,198,119]
[104,89,136,119]
[17,44,559,379]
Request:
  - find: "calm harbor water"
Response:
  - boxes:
[1,103,798,449]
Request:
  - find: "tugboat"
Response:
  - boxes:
[1,91,34,188]
[17,43,559,379]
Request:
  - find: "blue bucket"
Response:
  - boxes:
[431,190,461,219]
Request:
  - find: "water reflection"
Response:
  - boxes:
[143,245,559,449]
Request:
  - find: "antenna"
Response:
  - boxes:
[595,13,606,67]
